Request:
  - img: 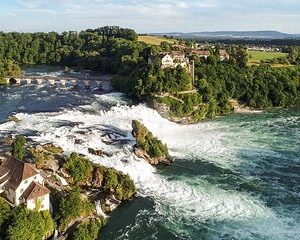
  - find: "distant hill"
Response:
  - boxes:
[150,31,300,40]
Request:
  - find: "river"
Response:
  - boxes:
[0,69,299,240]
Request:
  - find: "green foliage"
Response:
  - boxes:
[195,62,300,110]
[132,120,169,159]
[63,152,136,201]
[11,135,26,160]
[0,77,7,85]
[113,63,193,100]
[287,46,300,64]
[72,219,105,240]
[6,207,54,240]
[103,168,136,201]
[0,26,140,73]
[56,187,94,231]
[158,93,204,120]
[0,197,11,237]
[103,168,119,192]
[64,153,93,184]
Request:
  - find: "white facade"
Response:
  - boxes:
[26,193,50,211]
[0,155,50,211]
[15,174,44,205]
[160,52,190,69]
[161,54,174,68]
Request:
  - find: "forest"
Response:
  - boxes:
[0,26,300,120]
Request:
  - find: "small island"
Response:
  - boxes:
[132,120,171,165]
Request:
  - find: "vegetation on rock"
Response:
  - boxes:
[72,219,106,240]
[103,168,136,201]
[132,120,170,164]
[11,135,26,160]
[28,144,63,171]
[64,153,94,184]
[54,187,95,231]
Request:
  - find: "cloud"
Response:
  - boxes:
[0,0,299,33]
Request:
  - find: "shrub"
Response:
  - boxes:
[64,153,93,184]
[11,135,26,160]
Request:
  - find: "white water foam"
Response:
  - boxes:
[0,93,296,239]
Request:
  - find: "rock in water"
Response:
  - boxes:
[7,115,20,123]
[88,148,113,157]
[131,120,171,165]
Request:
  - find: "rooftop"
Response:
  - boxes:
[0,154,39,190]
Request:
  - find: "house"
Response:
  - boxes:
[159,51,190,69]
[219,50,230,61]
[191,50,211,59]
[0,154,50,211]
[191,49,230,61]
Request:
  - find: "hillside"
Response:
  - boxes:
[151,31,300,40]
[138,35,176,45]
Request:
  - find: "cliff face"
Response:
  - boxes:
[131,120,171,165]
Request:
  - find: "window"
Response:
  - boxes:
[34,176,37,180]
[24,180,28,184]
[20,188,24,193]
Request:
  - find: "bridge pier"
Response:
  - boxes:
[96,81,101,87]
[48,79,55,85]
[83,80,91,87]
[71,80,78,86]
[36,79,44,85]
[4,76,105,88]
[60,80,66,86]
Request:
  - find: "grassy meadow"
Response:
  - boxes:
[248,51,288,66]
[138,35,176,45]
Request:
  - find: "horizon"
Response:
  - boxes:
[0,0,299,34]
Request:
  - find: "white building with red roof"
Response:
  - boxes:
[0,154,50,211]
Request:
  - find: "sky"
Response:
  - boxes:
[0,0,299,33]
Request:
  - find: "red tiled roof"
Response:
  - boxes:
[0,154,39,190]
[191,50,211,56]
[21,181,50,201]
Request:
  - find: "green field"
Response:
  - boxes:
[138,35,176,45]
[248,51,288,66]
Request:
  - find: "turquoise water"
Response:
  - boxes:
[0,84,299,240]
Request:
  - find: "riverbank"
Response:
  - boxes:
[0,135,136,239]
[0,86,299,240]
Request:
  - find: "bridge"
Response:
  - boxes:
[4,75,111,88]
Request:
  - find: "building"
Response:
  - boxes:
[191,50,211,59]
[158,51,190,69]
[0,154,50,211]
[191,49,230,61]
[219,50,230,61]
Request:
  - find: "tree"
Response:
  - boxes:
[64,153,93,184]
[7,207,54,240]
[0,197,11,237]
[56,187,94,230]
[72,220,104,240]
[11,135,26,160]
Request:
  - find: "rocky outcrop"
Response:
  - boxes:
[102,194,121,212]
[91,165,105,188]
[7,115,20,123]
[28,143,64,172]
[131,120,172,165]
[133,148,171,165]
[88,148,113,157]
